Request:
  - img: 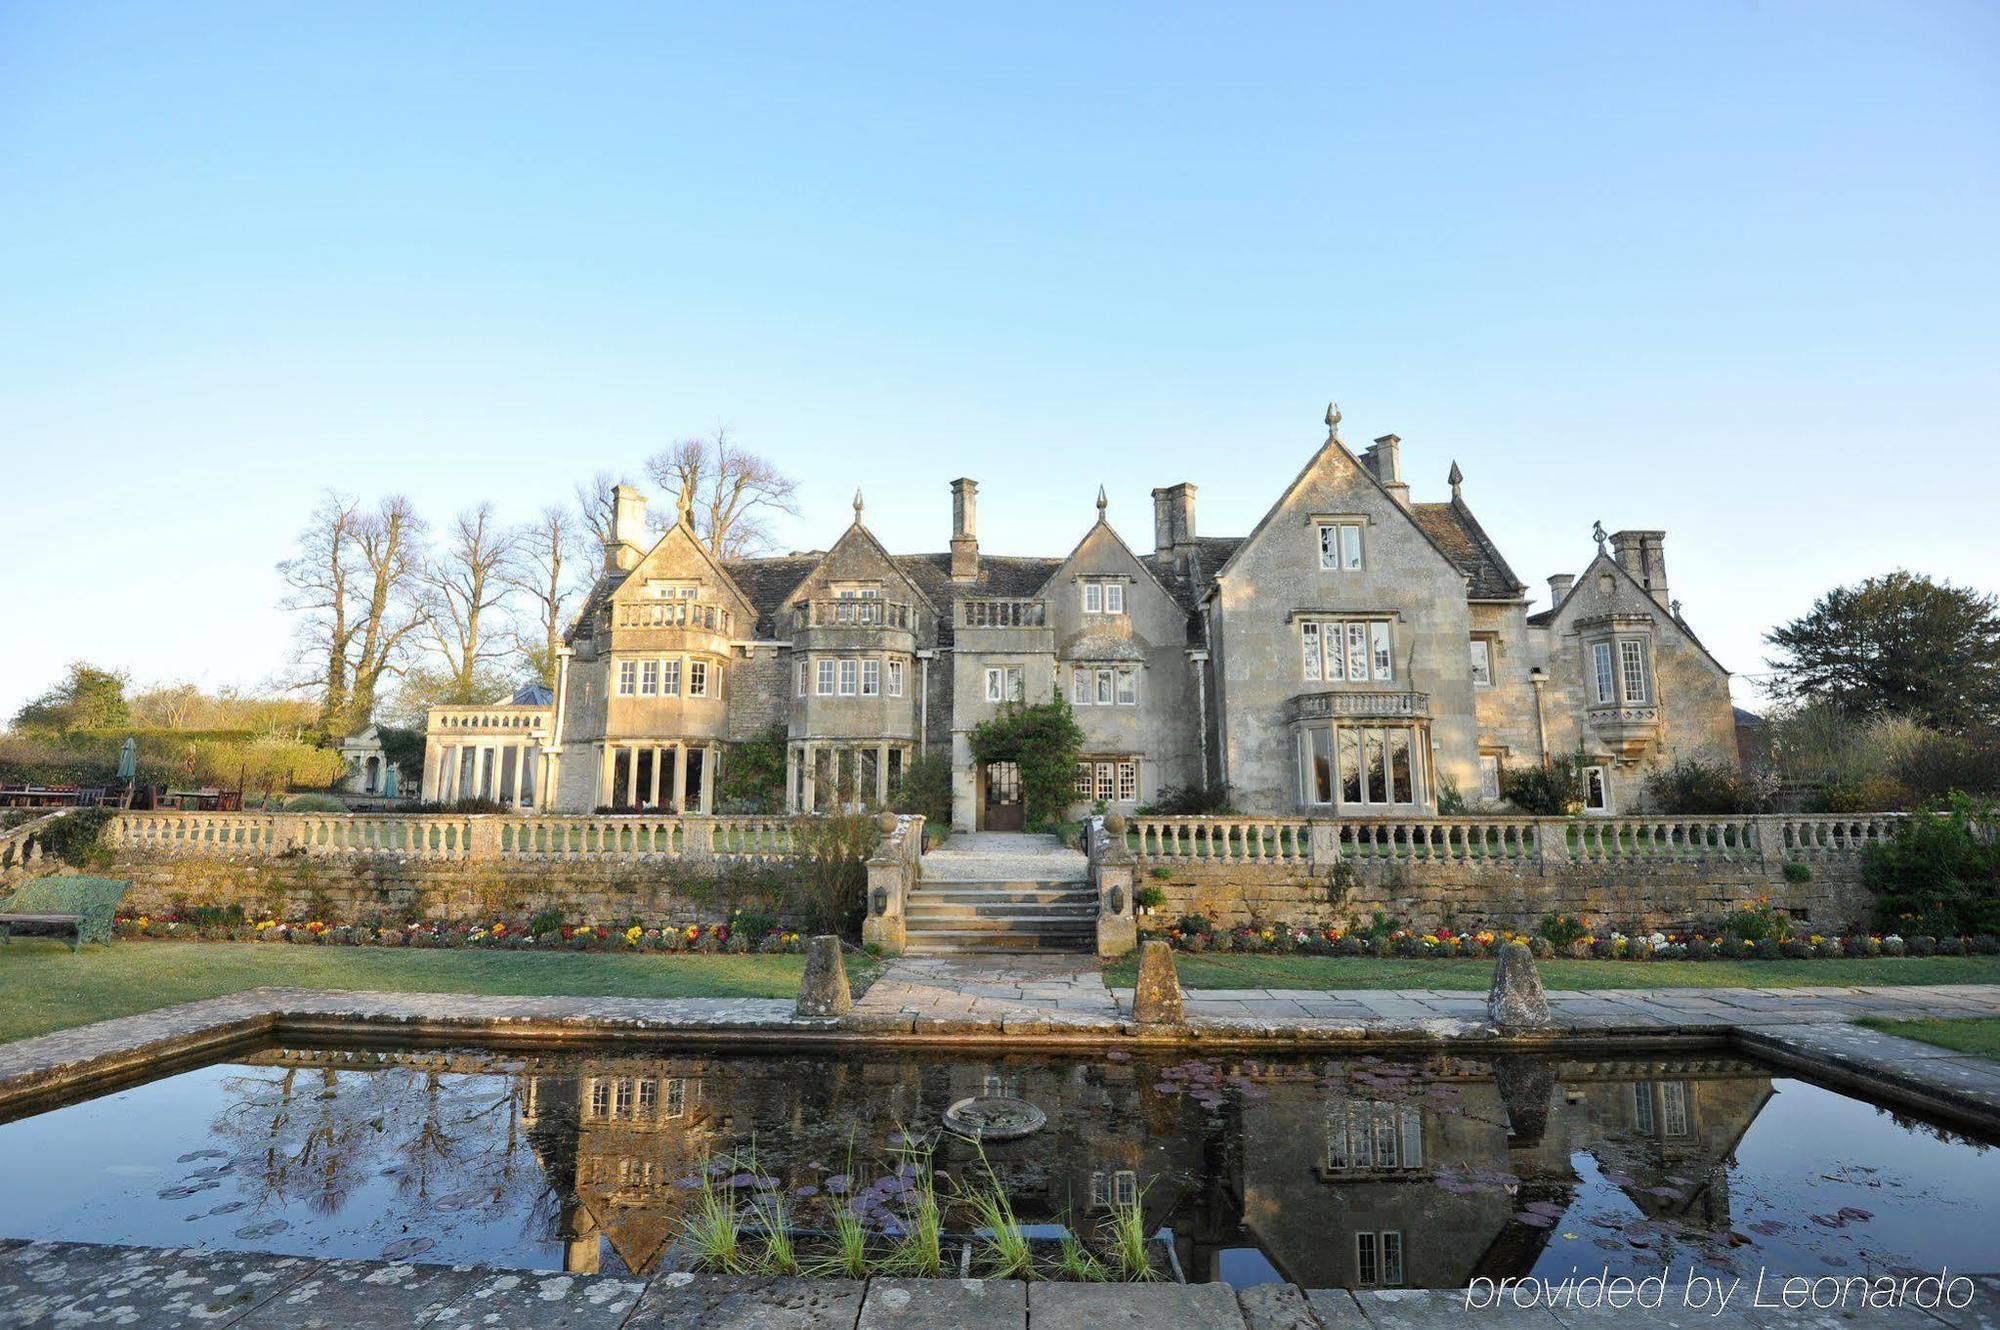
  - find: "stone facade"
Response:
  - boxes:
[423,406,1739,829]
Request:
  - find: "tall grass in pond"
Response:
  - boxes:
[678,1162,747,1273]
[804,1139,874,1279]
[881,1137,944,1277]
[955,1143,1033,1279]
[1103,1190,1155,1281]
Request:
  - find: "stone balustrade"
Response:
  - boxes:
[0,809,72,880]
[957,598,1046,628]
[791,599,915,631]
[1129,812,1905,870]
[611,599,734,634]
[102,812,806,864]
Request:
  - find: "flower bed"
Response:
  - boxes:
[111,912,810,954]
[1141,917,2000,962]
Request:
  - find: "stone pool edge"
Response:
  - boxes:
[1,1239,1996,1330]
[5,985,2000,1135]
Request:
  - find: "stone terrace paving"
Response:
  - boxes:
[1,1246,1998,1330]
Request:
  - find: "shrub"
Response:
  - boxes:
[1936,935,1967,957]
[1752,938,1781,960]
[1779,939,1812,959]
[1145,781,1237,816]
[1719,901,1792,945]
[1881,935,1906,957]
[1973,934,2000,956]
[1848,934,1882,957]
[284,793,347,813]
[1174,914,1214,938]
[789,811,881,938]
[1782,860,1813,884]
[969,695,1084,829]
[890,752,953,827]
[1538,913,1590,950]
[1135,885,1166,912]
[36,808,114,869]
[1645,757,1760,814]
[1864,794,2000,937]
[717,725,788,814]
[1717,937,1752,960]
[1686,937,1714,961]
[1528,936,1555,960]
[1906,935,1937,957]
[1502,752,1588,815]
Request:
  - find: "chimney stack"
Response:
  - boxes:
[1362,435,1411,508]
[1547,573,1574,609]
[1610,529,1670,609]
[606,485,648,572]
[950,478,979,582]
[1151,483,1198,570]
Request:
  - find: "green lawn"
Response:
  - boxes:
[1102,951,2000,992]
[0,940,875,1045]
[1857,1017,2000,1060]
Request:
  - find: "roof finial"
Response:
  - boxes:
[1324,401,1342,442]
[1095,484,1108,517]
[852,488,864,519]
[1671,598,1683,620]
[1448,460,1464,499]
[675,485,693,525]
[1592,520,1607,551]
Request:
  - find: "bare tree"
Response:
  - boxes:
[417,503,517,705]
[279,492,428,735]
[503,504,586,687]
[643,428,799,559]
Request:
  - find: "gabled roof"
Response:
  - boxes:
[784,518,942,617]
[1527,548,1729,674]
[1208,428,1485,597]
[1033,511,1181,611]
[1411,497,1527,599]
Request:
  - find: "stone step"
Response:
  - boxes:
[904,929,1095,954]
[905,913,1098,932]
[907,903,1099,922]
[910,883,1096,905]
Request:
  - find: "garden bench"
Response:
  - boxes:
[0,877,131,953]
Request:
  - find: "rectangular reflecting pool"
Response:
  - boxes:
[1,1043,1994,1290]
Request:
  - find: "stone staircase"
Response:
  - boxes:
[905,832,1097,954]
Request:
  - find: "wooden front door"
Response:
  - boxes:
[981,761,1024,831]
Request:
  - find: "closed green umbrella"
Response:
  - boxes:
[116,737,138,782]
[382,763,400,798]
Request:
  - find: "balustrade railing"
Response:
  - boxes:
[1128,813,1906,869]
[103,812,804,864]
[792,599,915,631]
[958,599,1046,628]
[0,809,71,876]
[612,600,734,634]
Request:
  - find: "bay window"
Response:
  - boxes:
[1298,724,1425,808]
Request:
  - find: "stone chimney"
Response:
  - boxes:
[1361,435,1411,508]
[1547,573,1574,609]
[1610,530,1670,608]
[1151,483,1198,568]
[606,484,648,572]
[950,478,979,582]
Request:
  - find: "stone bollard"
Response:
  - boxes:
[1131,939,1184,1026]
[1487,941,1552,1031]
[795,935,854,1018]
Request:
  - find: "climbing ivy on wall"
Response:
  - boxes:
[968,694,1085,831]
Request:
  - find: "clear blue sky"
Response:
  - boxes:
[2,1,1995,719]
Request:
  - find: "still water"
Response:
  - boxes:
[0,1044,1993,1290]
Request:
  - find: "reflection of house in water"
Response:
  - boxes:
[238,1047,1775,1288]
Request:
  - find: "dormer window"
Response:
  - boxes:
[1317,522,1364,571]
[1082,580,1125,615]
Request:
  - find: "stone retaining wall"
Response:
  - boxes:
[109,851,798,926]
[1147,855,1872,933]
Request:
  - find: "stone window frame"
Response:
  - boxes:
[886,658,905,697]
[1477,751,1502,802]
[1298,616,1395,684]
[816,659,837,696]
[1312,515,1367,572]
[862,659,881,697]
[1296,722,1427,809]
[797,660,809,698]
[687,659,710,698]
[1585,631,1652,706]
[617,660,637,696]
[985,665,1024,703]
[1070,664,1138,707]
[1081,578,1127,616]
[838,659,859,697]
[1582,763,1612,814]
[1355,1231,1405,1288]
[640,659,659,696]
[662,658,682,696]
[1469,636,1495,688]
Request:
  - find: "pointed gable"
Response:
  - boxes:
[610,517,755,624]
[781,517,939,618]
[1211,427,1471,594]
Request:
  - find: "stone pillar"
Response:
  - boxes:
[669,742,684,814]
[877,741,890,806]
[648,746,663,808]
[785,746,798,813]
[801,743,816,813]
[1309,820,1340,868]
[623,745,638,809]
[443,746,460,803]
[1132,941,1184,1025]
[702,745,717,813]
[596,743,614,810]
[422,739,441,800]
[794,936,853,1017]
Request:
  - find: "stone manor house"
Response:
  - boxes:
[421,407,1736,828]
